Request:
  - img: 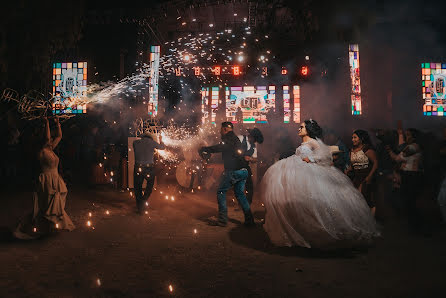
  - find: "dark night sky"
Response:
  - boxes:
[2,0,446,90]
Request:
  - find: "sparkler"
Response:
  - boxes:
[159,23,274,90]
[0,88,71,120]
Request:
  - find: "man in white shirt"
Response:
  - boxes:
[133,132,165,214]
[238,128,264,204]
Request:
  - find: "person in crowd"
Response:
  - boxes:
[133,132,165,214]
[14,116,75,239]
[437,128,446,222]
[345,130,379,216]
[374,129,400,219]
[275,127,295,160]
[236,107,243,124]
[386,128,424,231]
[199,122,255,227]
[266,108,276,125]
[324,129,349,171]
[238,128,264,204]
[262,119,379,248]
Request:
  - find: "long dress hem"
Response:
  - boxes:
[14,150,75,240]
[262,139,380,249]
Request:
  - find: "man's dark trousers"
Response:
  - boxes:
[134,164,155,212]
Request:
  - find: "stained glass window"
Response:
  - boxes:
[149,45,160,116]
[293,86,301,123]
[349,44,361,115]
[421,63,446,116]
[52,61,87,114]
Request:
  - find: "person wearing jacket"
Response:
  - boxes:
[199,122,255,227]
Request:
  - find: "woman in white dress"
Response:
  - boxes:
[14,116,75,239]
[262,119,379,249]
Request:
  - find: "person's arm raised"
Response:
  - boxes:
[51,116,62,149]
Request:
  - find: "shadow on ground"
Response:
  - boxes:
[228,225,365,259]
[0,226,14,243]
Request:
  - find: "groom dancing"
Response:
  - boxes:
[199,122,255,227]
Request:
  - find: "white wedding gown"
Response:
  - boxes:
[262,139,379,248]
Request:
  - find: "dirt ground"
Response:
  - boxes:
[0,183,445,298]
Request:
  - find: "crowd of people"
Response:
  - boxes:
[197,119,445,248]
[1,112,445,248]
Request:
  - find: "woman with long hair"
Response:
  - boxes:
[262,120,379,249]
[14,116,75,239]
[345,130,379,216]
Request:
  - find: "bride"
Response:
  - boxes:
[262,119,379,248]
